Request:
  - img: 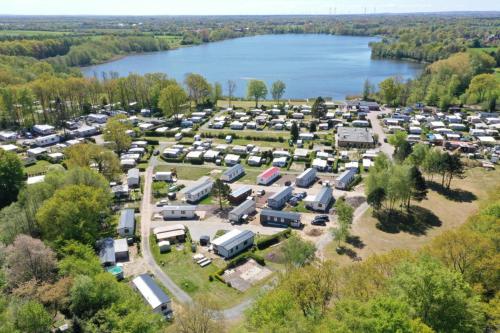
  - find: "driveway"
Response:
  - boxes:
[367,107,394,157]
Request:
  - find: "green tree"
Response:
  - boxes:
[212,178,230,211]
[247,80,268,107]
[36,184,111,246]
[212,82,223,105]
[14,300,52,333]
[391,257,485,332]
[184,73,212,106]
[379,77,401,106]
[65,144,121,181]
[311,97,326,118]
[282,234,316,268]
[226,80,236,107]
[467,73,499,103]
[290,121,299,142]
[271,80,286,103]
[58,241,102,277]
[103,114,132,153]
[0,150,24,208]
[367,187,386,212]
[409,166,428,207]
[159,83,188,123]
[363,79,373,100]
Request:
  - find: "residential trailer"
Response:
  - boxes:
[260,209,301,228]
[228,199,256,223]
[127,168,140,187]
[221,164,245,183]
[182,176,214,203]
[296,168,317,187]
[35,134,60,147]
[229,185,253,205]
[132,274,172,318]
[161,205,197,220]
[256,167,281,185]
[304,186,333,212]
[211,229,255,258]
[335,168,357,190]
[117,209,135,237]
[267,186,293,209]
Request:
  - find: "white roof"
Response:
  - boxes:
[0,144,18,151]
[212,229,242,246]
[27,175,45,185]
[132,274,170,309]
[114,238,128,253]
[153,224,186,235]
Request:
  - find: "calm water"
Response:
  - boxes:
[83,34,424,99]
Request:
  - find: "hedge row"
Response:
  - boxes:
[255,228,292,250]
[200,132,286,143]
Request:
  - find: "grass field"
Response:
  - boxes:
[25,160,53,176]
[325,167,500,262]
[150,237,272,308]
[0,30,69,37]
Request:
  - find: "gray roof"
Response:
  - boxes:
[219,229,254,250]
[99,238,115,264]
[128,168,140,179]
[118,209,135,230]
[269,186,293,201]
[230,185,252,198]
[336,168,357,182]
[133,274,171,309]
[260,209,301,221]
[230,199,255,216]
[183,176,213,195]
[337,127,373,144]
[222,164,243,177]
[297,168,316,180]
[314,186,333,205]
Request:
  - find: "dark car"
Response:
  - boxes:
[153,149,160,156]
[311,219,326,226]
[316,215,329,221]
[284,180,292,186]
[288,197,298,206]
[313,215,329,223]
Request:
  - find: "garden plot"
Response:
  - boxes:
[222,259,272,292]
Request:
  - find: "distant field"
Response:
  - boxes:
[0,30,69,37]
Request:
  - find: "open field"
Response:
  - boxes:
[325,167,500,262]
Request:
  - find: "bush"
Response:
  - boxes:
[256,228,292,250]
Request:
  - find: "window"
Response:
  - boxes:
[181,211,185,214]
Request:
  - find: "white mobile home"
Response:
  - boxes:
[33,124,55,135]
[228,199,256,223]
[132,274,172,318]
[153,172,173,182]
[221,164,245,182]
[257,167,281,185]
[127,168,140,187]
[296,168,317,188]
[182,176,214,203]
[117,208,135,237]
[335,169,357,190]
[267,186,293,209]
[304,185,333,212]
[212,229,255,258]
[35,134,60,147]
[161,205,197,220]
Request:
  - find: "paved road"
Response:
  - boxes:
[367,108,394,157]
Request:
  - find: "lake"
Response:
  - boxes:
[82,34,424,100]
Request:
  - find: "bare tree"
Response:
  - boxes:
[227,80,236,107]
[3,235,57,287]
[174,298,225,333]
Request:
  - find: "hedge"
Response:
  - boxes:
[255,228,292,250]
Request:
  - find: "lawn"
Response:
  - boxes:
[325,167,500,262]
[155,164,213,180]
[285,201,310,213]
[150,237,272,308]
[25,160,54,176]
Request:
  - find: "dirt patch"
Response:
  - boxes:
[222,259,272,292]
[306,228,324,237]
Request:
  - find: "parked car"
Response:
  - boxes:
[298,192,307,199]
[153,149,160,156]
[156,199,168,207]
[256,189,266,197]
[225,135,233,143]
[316,214,329,221]
[311,219,326,226]
[288,197,298,206]
[284,180,292,186]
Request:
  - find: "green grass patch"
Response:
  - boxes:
[25,160,53,175]
[285,201,310,213]
[155,164,212,180]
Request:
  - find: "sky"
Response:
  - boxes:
[1,0,499,16]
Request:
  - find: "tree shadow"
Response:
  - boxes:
[346,235,365,249]
[427,180,477,203]
[374,206,442,236]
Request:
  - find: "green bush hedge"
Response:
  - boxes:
[255,228,292,250]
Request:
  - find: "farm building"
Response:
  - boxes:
[260,209,301,228]
[257,167,280,185]
[182,176,214,203]
[335,168,357,190]
[229,186,253,205]
[228,199,256,223]
[304,185,333,212]
[161,205,197,220]
[132,274,172,318]
[221,164,245,182]
[296,168,317,187]
[267,186,293,209]
[117,208,135,237]
[212,229,255,258]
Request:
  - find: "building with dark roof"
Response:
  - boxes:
[260,209,301,228]
[132,274,172,318]
[336,127,375,148]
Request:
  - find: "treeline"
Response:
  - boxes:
[376,48,500,110]
[0,38,72,59]
[245,190,499,332]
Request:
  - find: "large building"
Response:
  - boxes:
[336,127,375,148]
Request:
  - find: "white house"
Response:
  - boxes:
[272,156,288,167]
[87,113,108,124]
[257,167,280,185]
[296,168,317,187]
[182,176,214,203]
[304,185,333,212]
[228,199,256,223]
[335,169,357,190]
[132,274,172,318]
[248,155,263,166]
[224,154,241,166]
[211,229,255,258]
[312,158,328,172]
[117,208,135,237]
[153,172,173,182]
[221,164,244,182]
[0,131,17,142]
[161,206,197,220]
